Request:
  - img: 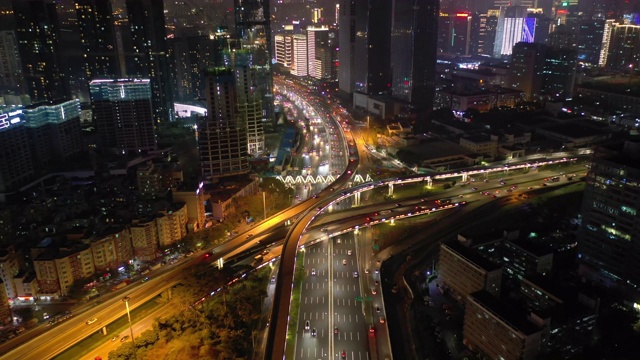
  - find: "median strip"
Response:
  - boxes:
[285,249,306,359]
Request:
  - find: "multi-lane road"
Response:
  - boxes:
[294,234,370,360]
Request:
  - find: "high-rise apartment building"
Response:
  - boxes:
[12,0,68,103]
[291,34,308,77]
[0,31,25,94]
[126,0,174,124]
[22,99,83,170]
[234,0,275,132]
[578,140,640,291]
[89,79,157,154]
[390,0,439,121]
[274,35,293,68]
[599,20,640,70]
[233,50,265,156]
[0,109,34,193]
[199,68,249,180]
[74,0,122,80]
[170,35,217,102]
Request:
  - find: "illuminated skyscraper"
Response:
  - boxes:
[291,34,308,77]
[234,0,275,132]
[12,0,68,103]
[338,0,392,96]
[439,12,473,55]
[89,79,157,154]
[578,140,640,293]
[576,19,605,66]
[307,26,330,79]
[170,35,217,102]
[274,35,293,68]
[476,10,500,56]
[493,6,535,57]
[0,109,33,193]
[599,20,640,70]
[0,31,25,94]
[390,0,439,123]
[126,0,175,124]
[22,99,83,170]
[74,0,122,80]
[234,50,265,156]
[199,68,249,179]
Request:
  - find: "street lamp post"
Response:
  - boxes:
[263,191,267,219]
[122,296,137,360]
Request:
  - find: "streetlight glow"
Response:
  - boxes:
[122,296,137,360]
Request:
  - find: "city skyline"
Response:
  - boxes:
[3,0,640,359]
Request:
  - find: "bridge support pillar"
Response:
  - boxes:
[354,192,361,206]
[388,183,394,197]
[427,178,432,187]
[462,174,468,182]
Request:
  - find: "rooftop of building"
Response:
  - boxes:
[542,122,606,138]
[431,117,480,132]
[462,133,494,143]
[506,238,554,258]
[405,139,475,161]
[203,67,235,77]
[23,99,79,110]
[89,78,150,85]
[595,138,640,168]
[207,175,257,203]
[470,290,542,336]
[578,77,640,97]
[443,240,502,272]
[521,274,599,324]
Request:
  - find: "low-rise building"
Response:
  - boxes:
[172,182,207,232]
[460,134,498,156]
[13,271,38,299]
[32,253,59,295]
[156,203,188,248]
[534,122,612,148]
[54,245,95,296]
[439,241,503,301]
[0,283,11,325]
[130,218,159,262]
[0,245,21,298]
[475,231,554,282]
[89,226,132,271]
[208,177,261,220]
[464,291,543,360]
